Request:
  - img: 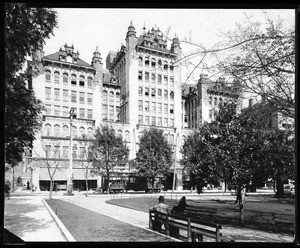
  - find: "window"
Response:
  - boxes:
[45,145,51,157]
[209,96,212,105]
[63,89,68,101]
[87,109,93,119]
[79,147,86,159]
[54,124,60,137]
[209,110,212,119]
[45,87,51,99]
[138,71,143,80]
[170,91,174,100]
[170,134,174,144]
[72,147,78,159]
[164,64,168,70]
[164,118,168,126]
[145,87,149,97]
[63,73,68,84]
[71,91,77,103]
[45,104,51,115]
[170,77,174,86]
[125,131,130,142]
[158,74,162,84]
[164,75,168,85]
[151,117,156,126]
[151,59,156,68]
[54,72,60,83]
[158,88,162,98]
[157,103,162,113]
[164,90,168,99]
[145,101,149,112]
[72,125,77,138]
[62,125,69,137]
[138,100,143,111]
[79,75,85,86]
[164,104,168,114]
[170,104,174,114]
[87,77,93,87]
[79,127,86,138]
[158,117,162,126]
[151,88,155,97]
[214,97,217,106]
[151,102,155,112]
[45,124,51,136]
[87,127,93,138]
[45,70,51,81]
[54,105,60,116]
[87,93,93,105]
[145,116,149,125]
[71,75,77,85]
[151,73,156,82]
[63,106,69,117]
[158,60,162,69]
[170,65,174,71]
[103,90,107,101]
[116,92,120,102]
[145,72,149,81]
[145,59,149,67]
[109,105,114,117]
[63,146,68,158]
[79,108,85,119]
[138,57,143,66]
[79,92,85,104]
[109,91,114,102]
[138,86,143,95]
[116,106,120,121]
[170,118,174,127]
[54,88,60,101]
[138,115,143,124]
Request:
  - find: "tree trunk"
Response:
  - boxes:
[49,180,54,199]
[85,177,88,197]
[275,176,284,198]
[236,187,246,224]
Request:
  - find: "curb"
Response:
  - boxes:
[41,198,76,242]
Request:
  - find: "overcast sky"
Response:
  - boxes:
[43,8,295,82]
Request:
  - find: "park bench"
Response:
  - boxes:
[149,209,234,242]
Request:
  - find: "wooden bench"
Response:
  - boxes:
[181,205,218,222]
[149,209,234,242]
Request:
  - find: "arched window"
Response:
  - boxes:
[164,133,168,142]
[170,134,174,145]
[54,71,60,83]
[63,73,68,84]
[112,129,116,136]
[103,90,108,101]
[53,124,60,137]
[87,127,93,138]
[109,91,114,102]
[72,125,77,138]
[145,59,149,67]
[45,70,51,81]
[62,125,69,137]
[151,58,156,68]
[87,77,93,87]
[117,130,123,138]
[71,74,77,85]
[170,65,174,71]
[138,86,143,95]
[170,91,174,100]
[79,75,85,86]
[125,130,130,142]
[138,56,143,66]
[79,126,85,138]
[116,92,120,102]
[158,60,162,69]
[164,64,168,70]
[45,124,51,136]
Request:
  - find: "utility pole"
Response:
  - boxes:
[66,107,76,196]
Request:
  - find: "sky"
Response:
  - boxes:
[43,8,295,83]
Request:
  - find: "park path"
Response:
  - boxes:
[4,196,66,242]
[59,194,295,242]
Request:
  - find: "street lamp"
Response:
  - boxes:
[66,107,76,196]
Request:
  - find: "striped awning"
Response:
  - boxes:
[39,167,98,180]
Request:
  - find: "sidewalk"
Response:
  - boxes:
[4,195,66,242]
[59,194,295,242]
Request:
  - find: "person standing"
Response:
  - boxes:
[5,181,11,199]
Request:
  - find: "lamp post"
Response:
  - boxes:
[172,132,178,196]
[67,107,76,196]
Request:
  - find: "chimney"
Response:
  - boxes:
[249,98,253,108]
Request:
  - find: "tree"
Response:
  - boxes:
[5,3,57,168]
[134,128,173,190]
[89,125,129,193]
[33,138,65,199]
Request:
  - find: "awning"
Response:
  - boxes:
[39,167,98,180]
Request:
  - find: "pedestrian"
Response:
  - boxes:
[171,196,186,215]
[150,195,171,233]
[5,181,11,200]
[27,181,30,190]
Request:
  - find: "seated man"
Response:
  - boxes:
[150,195,170,232]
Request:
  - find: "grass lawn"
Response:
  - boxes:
[45,199,176,242]
[106,195,295,235]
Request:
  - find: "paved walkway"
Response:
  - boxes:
[4,195,65,242]
[59,194,295,243]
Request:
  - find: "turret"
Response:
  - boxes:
[126,21,137,38]
[126,21,137,54]
[170,33,181,56]
[91,46,102,67]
